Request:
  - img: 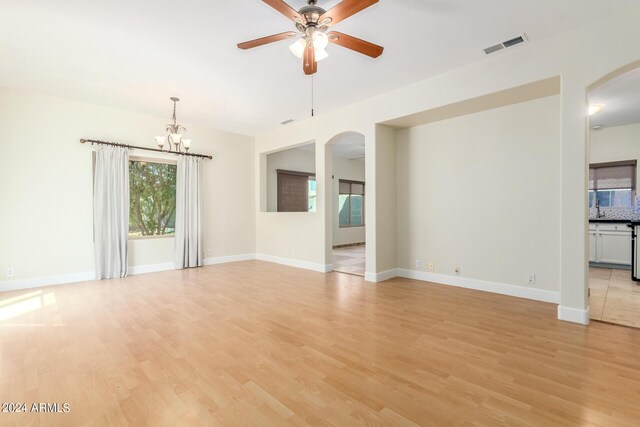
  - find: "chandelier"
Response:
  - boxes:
[155,97,191,153]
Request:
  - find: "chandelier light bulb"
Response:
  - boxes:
[170,133,182,145]
[315,48,329,62]
[155,136,166,148]
[313,31,329,50]
[182,139,191,149]
[289,38,306,59]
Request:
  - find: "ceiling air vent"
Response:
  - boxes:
[280,119,295,125]
[483,33,528,55]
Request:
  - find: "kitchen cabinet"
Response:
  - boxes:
[590,222,631,266]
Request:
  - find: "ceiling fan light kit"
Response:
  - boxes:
[238,0,383,75]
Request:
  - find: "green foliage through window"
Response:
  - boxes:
[129,160,176,237]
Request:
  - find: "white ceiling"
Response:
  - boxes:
[1,1,639,135]
[590,68,640,128]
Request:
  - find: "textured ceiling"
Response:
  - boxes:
[1,0,639,135]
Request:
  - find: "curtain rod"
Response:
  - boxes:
[80,139,213,160]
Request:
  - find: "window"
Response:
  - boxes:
[129,159,177,237]
[339,180,365,227]
[277,170,316,212]
[589,160,636,209]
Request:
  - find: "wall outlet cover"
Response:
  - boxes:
[455,266,461,275]
[415,260,421,268]
[428,262,435,271]
[528,274,536,284]
[6,267,15,277]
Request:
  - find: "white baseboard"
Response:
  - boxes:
[557,305,590,325]
[255,253,332,273]
[396,268,560,304]
[204,253,256,266]
[128,262,174,275]
[0,254,258,293]
[364,269,397,283]
[0,271,95,293]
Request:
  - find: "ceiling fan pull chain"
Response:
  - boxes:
[311,74,315,117]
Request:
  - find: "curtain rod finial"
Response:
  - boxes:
[80,138,87,144]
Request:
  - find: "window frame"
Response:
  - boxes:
[338,179,365,228]
[128,156,178,240]
[589,160,636,210]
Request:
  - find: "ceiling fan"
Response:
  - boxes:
[237,0,383,75]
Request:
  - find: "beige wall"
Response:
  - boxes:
[332,156,365,247]
[253,7,640,322]
[0,87,255,289]
[396,95,561,292]
[590,123,640,185]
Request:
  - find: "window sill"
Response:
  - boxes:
[128,234,175,241]
[339,225,365,229]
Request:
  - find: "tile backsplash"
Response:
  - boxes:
[589,208,640,221]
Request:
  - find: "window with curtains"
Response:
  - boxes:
[589,160,636,209]
[129,159,177,237]
[277,170,316,212]
[339,180,365,227]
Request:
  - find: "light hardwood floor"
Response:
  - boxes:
[589,267,640,328]
[2,261,640,426]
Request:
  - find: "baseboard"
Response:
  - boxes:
[364,269,397,283]
[0,271,95,293]
[204,253,256,266]
[0,254,259,293]
[128,262,174,275]
[255,253,332,273]
[396,269,560,304]
[557,305,590,325]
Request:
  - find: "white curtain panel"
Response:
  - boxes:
[175,155,203,269]
[93,146,130,279]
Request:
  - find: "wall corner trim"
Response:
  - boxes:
[557,305,590,325]
[204,253,257,266]
[255,253,332,273]
[396,268,560,304]
[365,269,398,283]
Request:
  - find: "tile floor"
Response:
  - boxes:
[332,245,366,276]
[589,267,640,328]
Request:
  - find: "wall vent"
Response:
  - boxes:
[280,119,295,125]
[483,33,528,55]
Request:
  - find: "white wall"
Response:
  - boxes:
[265,146,315,212]
[332,156,365,246]
[590,123,640,184]
[0,87,255,290]
[396,95,561,292]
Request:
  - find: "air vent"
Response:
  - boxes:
[483,33,528,55]
[281,119,295,125]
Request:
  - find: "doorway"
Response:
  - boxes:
[588,66,640,328]
[327,132,366,276]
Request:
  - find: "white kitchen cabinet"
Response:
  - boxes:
[591,222,632,266]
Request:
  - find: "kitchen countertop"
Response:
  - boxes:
[589,218,633,223]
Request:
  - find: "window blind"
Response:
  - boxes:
[277,170,313,212]
[589,160,636,191]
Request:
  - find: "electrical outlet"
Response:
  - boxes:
[415,259,421,269]
[6,267,14,277]
[528,274,536,285]
[455,266,461,275]
[428,262,435,271]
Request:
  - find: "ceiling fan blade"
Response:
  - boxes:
[237,31,297,50]
[303,43,317,75]
[319,0,378,27]
[262,0,304,23]
[328,31,384,58]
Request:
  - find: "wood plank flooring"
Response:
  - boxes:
[1,260,640,426]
